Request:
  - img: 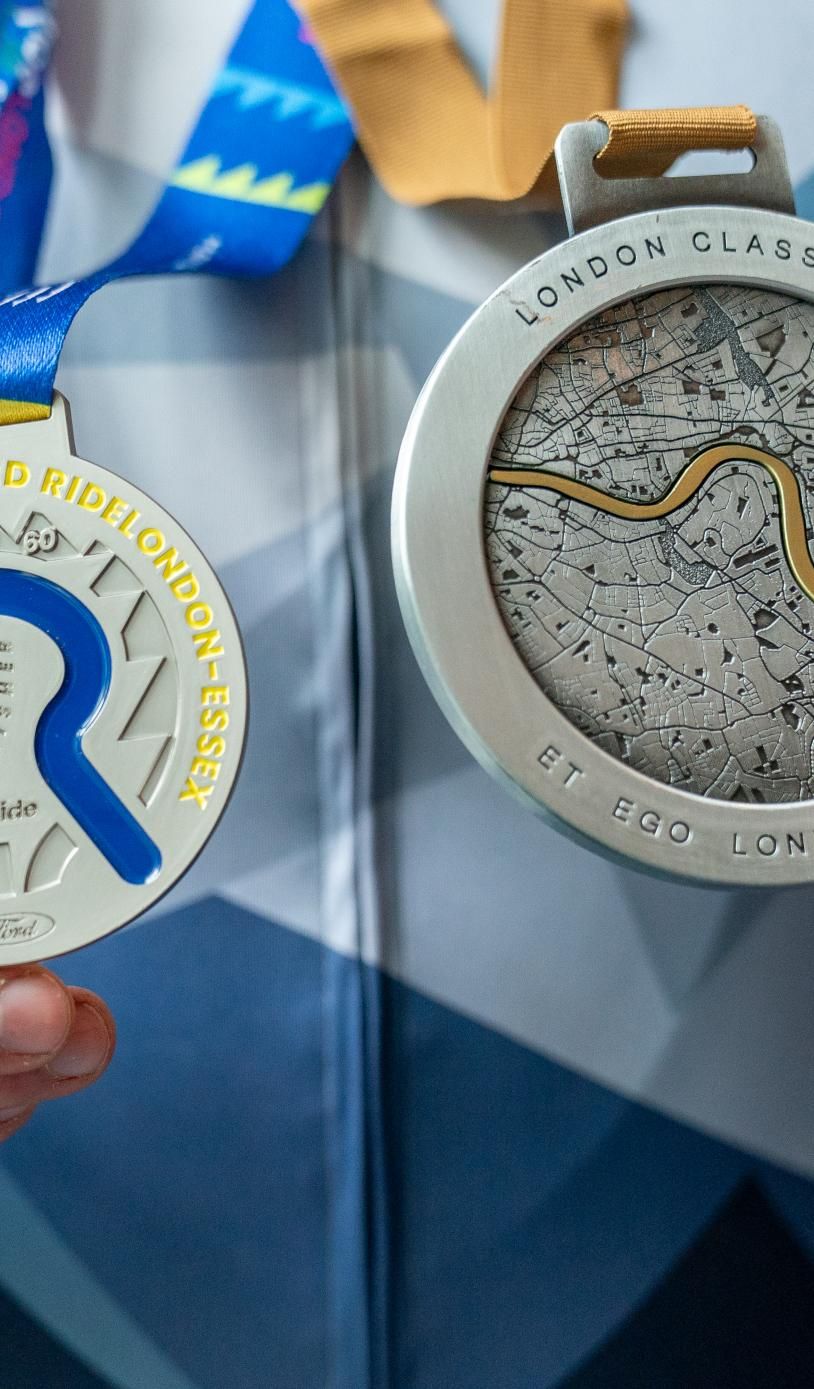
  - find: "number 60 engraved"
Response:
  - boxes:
[22,526,57,555]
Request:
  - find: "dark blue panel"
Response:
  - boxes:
[4,908,814,1388]
[376,974,751,1389]
[0,1282,111,1388]
[3,899,331,1389]
[558,1180,814,1389]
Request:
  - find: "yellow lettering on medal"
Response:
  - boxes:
[179,777,213,809]
[202,685,229,706]
[192,630,225,660]
[178,685,233,809]
[202,707,229,731]
[27,456,241,819]
[186,602,213,630]
[41,467,67,497]
[137,527,164,554]
[153,547,187,582]
[102,496,127,526]
[4,460,29,488]
[190,755,220,781]
[78,482,106,512]
[196,733,226,760]
[171,573,199,601]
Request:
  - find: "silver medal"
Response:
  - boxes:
[0,393,246,958]
[392,115,814,885]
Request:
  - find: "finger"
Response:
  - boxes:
[47,990,116,1095]
[0,996,115,1111]
[65,987,116,1052]
[0,1104,37,1142]
[0,967,74,1074]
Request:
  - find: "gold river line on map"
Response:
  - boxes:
[488,443,814,605]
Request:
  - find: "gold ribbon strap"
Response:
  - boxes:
[298,0,628,204]
[300,0,757,206]
[591,105,758,178]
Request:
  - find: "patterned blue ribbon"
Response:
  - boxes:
[0,0,354,420]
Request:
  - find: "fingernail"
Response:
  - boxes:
[0,974,71,1055]
[0,1103,31,1122]
[47,1003,111,1079]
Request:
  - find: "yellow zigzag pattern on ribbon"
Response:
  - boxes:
[171,156,330,214]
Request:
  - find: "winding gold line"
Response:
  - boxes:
[488,443,814,603]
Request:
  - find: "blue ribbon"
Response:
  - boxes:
[0,0,354,418]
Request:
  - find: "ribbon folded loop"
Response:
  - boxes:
[299,0,628,204]
[301,0,757,208]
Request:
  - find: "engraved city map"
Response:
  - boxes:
[484,284,814,802]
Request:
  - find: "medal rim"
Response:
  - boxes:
[392,204,814,885]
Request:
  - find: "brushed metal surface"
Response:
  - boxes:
[555,116,795,236]
[485,287,814,804]
[393,204,814,884]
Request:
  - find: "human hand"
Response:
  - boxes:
[0,966,115,1140]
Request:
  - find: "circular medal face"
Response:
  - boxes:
[393,206,814,885]
[485,281,814,803]
[0,395,246,959]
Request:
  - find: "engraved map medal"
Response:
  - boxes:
[0,395,246,959]
[392,115,814,884]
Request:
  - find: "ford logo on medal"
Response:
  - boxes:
[393,114,814,884]
[0,394,246,958]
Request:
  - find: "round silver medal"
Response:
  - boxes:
[392,115,814,885]
[0,393,246,959]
